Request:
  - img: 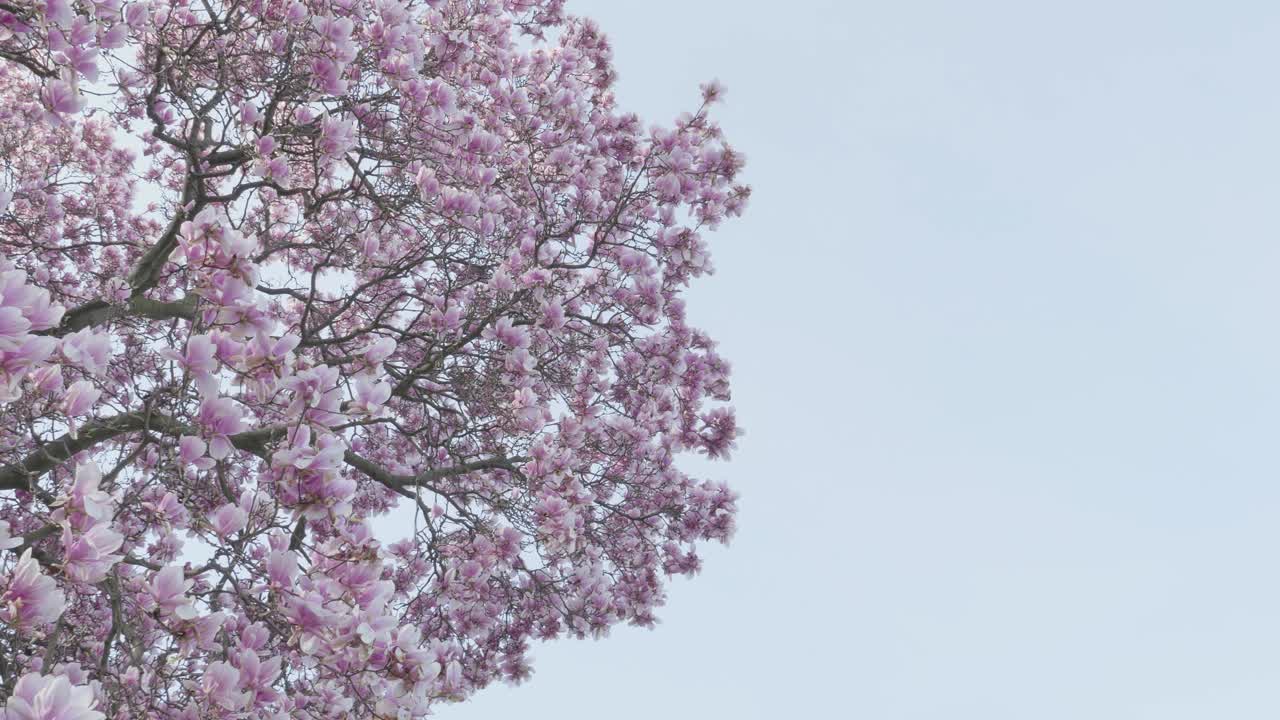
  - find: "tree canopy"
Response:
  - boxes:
[0,0,747,716]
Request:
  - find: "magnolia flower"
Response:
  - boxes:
[540,300,567,331]
[0,268,63,331]
[40,79,85,122]
[177,435,214,472]
[63,45,99,83]
[4,672,103,720]
[166,334,217,376]
[140,491,188,528]
[699,78,727,104]
[317,114,356,158]
[244,332,298,378]
[202,662,251,711]
[42,0,74,26]
[415,167,440,200]
[265,549,298,588]
[0,334,57,402]
[197,397,245,459]
[176,612,226,656]
[0,307,24,340]
[349,377,390,416]
[99,21,128,49]
[284,596,337,655]
[0,521,22,551]
[238,101,263,126]
[281,365,342,424]
[61,380,99,417]
[361,336,396,364]
[483,316,529,349]
[161,334,219,396]
[61,524,123,584]
[123,1,148,29]
[60,329,112,377]
[63,461,113,528]
[511,387,545,432]
[1,550,66,630]
[311,15,353,45]
[234,648,282,705]
[208,503,247,538]
[254,155,289,184]
[148,565,196,620]
[285,0,306,23]
[429,304,462,331]
[60,381,99,437]
[29,365,63,395]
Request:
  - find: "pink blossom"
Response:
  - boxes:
[202,662,250,711]
[233,647,282,704]
[0,521,22,551]
[167,334,217,376]
[0,268,63,331]
[197,397,245,459]
[177,612,226,655]
[318,114,356,158]
[123,1,148,28]
[43,0,74,26]
[483,316,530,349]
[1,550,66,630]
[3,672,103,720]
[208,503,247,537]
[309,56,348,94]
[60,329,112,376]
[29,365,63,395]
[415,167,440,200]
[238,101,262,126]
[699,78,727,104]
[349,377,390,416]
[61,380,99,418]
[361,336,396,364]
[147,565,196,620]
[99,22,127,49]
[265,549,298,588]
[254,155,289,184]
[61,524,123,584]
[0,306,30,337]
[63,461,113,528]
[63,46,99,83]
[41,79,84,120]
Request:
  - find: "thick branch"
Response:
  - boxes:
[127,213,188,293]
[0,410,517,504]
[342,450,527,497]
[42,296,197,336]
[0,413,179,491]
[0,414,283,491]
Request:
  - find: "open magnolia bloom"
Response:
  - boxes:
[0,0,747,716]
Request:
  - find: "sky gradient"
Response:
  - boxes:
[449,2,1280,717]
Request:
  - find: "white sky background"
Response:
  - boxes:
[445,0,1280,718]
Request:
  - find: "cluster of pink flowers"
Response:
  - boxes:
[0,0,747,716]
[0,259,62,401]
[4,671,103,720]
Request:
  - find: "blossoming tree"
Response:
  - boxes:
[0,0,747,716]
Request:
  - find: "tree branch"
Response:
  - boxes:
[0,414,284,491]
[41,296,197,336]
[342,450,527,497]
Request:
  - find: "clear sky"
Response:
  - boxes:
[449,1,1280,717]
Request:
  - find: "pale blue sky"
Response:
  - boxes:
[450,1,1280,717]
